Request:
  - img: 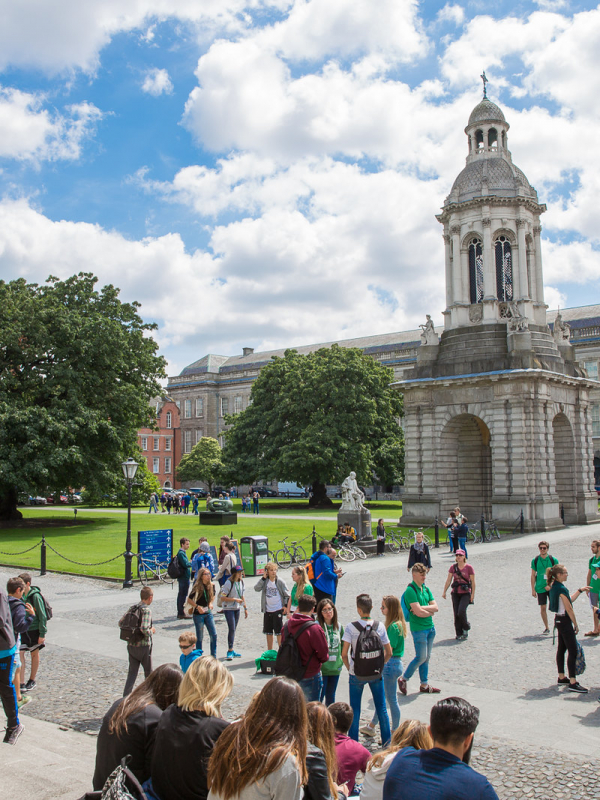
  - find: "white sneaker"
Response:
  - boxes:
[359,724,376,737]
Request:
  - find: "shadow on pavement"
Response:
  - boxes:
[512,634,549,644]
[577,705,600,726]
[435,638,465,648]
[518,685,558,700]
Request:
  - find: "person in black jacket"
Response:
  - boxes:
[306,701,348,799]
[150,656,233,800]
[93,664,182,790]
[7,576,35,709]
[407,531,432,572]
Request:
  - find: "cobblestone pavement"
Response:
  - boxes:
[4,524,600,799]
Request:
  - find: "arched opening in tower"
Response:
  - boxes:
[440,414,492,521]
[552,413,577,524]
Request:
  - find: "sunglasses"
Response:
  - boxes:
[179,644,193,650]
[539,547,548,551]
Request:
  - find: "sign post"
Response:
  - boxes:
[137,529,173,566]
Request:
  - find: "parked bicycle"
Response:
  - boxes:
[137,553,174,585]
[386,528,411,553]
[274,537,307,569]
[467,520,501,543]
[408,528,432,547]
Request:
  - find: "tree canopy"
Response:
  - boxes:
[82,456,160,507]
[176,436,224,492]
[222,345,404,504]
[0,273,166,520]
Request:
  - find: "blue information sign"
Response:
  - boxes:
[138,529,173,565]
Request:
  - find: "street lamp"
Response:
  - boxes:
[122,457,139,588]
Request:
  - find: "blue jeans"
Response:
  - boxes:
[403,627,435,686]
[371,657,403,732]
[177,578,189,616]
[223,608,240,650]
[320,673,340,705]
[458,537,468,557]
[348,673,391,747]
[299,674,322,703]
[193,611,217,657]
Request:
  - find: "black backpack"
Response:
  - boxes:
[167,556,184,579]
[118,604,145,642]
[351,620,385,679]
[274,620,317,681]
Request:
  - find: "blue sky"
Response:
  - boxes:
[1,0,599,377]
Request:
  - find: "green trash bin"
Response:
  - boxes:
[240,535,269,577]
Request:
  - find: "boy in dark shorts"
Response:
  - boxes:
[254,562,289,650]
[18,573,48,692]
[530,542,558,634]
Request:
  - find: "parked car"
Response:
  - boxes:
[252,487,279,497]
[29,496,47,505]
[189,487,208,497]
[46,495,68,504]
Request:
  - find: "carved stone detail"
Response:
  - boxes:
[469,304,483,323]
[482,217,491,227]
[450,225,461,236]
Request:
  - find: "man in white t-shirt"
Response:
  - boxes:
[341,593,392,746]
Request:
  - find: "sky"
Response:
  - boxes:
[1,0,600,378]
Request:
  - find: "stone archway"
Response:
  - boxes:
[552,413,577,523]
[439,414,492,520]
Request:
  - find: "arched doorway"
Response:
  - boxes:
[439,414,492,520]
[552,414,576,523]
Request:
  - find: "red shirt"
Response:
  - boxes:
[334,732,370,792]
[285,612,329,678]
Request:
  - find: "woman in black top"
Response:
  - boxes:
[407,531,431,571]
[376,519,386,557]
[93,663,182,790]
[547,564,590,694]
[305,701,348,799]
[150,656,233,800]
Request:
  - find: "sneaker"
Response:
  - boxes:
[226,651,234,661]
[462,632,469,639]
[397,676,407,695]
[359,724,376,737]
[17,696,32,708]
[231,651,242,658]
[23,680,36,691]
[542,628,550,635]
[557,677,570,685]
[3,723,24,745]
[420,685,441,694]
[19,684,26,692]
[176,614,187,620]
[568,682,588,694]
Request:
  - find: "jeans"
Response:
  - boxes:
[320,673,340,705]
[253,502,259,514]
[452,593,471,637]
[458,537,468,557]
[403,627,436,686]
[0,652,18,729]
[371,657,403,732]
[348,673,391,747]
[299,674,323,703]
[193,611,218,657]
[177,578,190,616]
[223,608,240,650]
[124,644,152,696]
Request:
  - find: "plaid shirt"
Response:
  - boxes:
[129,604,153,647]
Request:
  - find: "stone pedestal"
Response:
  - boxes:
[200,512,238,526]
[417,344,439,364]
[337,509,372,540]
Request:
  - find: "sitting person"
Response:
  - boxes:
[305,701,348,799]
[93,664,182,791]
[359,720,432,800]
[328,702,370,795]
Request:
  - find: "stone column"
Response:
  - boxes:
[533,225,544,304]
[450,225,462,304]
[516,218,529,300]
[443,233,452,309]
[482,217,495,298]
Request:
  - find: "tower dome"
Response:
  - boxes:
[468,98,506,126]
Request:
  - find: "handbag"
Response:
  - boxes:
[575,641,586,676]
[101,758,148,800]
[217,583,234,609]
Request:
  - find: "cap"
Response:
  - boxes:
[455,549,466,556]
[200,542,210,552]
[232,565,243,572]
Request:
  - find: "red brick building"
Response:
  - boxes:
[138,397,181,490]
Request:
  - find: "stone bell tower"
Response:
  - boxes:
[398,84,599,531]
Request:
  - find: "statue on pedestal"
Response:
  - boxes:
[553,311,571,343]
[419,315,438,345]
[340,471,366,511]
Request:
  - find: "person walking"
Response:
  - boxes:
[442,549,475,640]
[160,492,167,513]
[407,531,432,572]
[7,576,35,710]
[254,562,290,651]
[187,568,218,658]
[18,572,48,693]
[376,519,386,557]
[123,587,155,696]
[584,539,600,636]
[219,566,247,660]
[360,595,406,738]
[547,564,590,693]
[398,563,440,695]
[530,540,558,634]
[176,538,192,620]
[166,493,173,514]
[317,599,344,705]
[148,492,158,514]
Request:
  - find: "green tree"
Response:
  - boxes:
[82,457,160,507]
[0,273,166,521]
[176,436,223,492]
[222,345,404,505]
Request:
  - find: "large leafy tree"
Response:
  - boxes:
[222,345,404,505]
[0,273,166,520]
[82,457,160,507]
[176,436,224,492]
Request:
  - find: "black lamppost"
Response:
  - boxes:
[122,457,139,588]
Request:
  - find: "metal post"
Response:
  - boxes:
[520,509,524,535]
[560,503,565,524]
[74,507,77,519]
[40,536,47,576]
[312,525,317,555]
[434,518,439,549]
[123,481,134,588]
[480,514,485,542]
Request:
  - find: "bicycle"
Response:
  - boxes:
[408,529,432,547]
[137,553,174,585]
[274,537,307,569]
[347,543,367,560]
[467,524,491,543]
[335,542,356,562]
[386,528,411,553]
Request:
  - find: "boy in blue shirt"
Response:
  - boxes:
[178,631,203,673]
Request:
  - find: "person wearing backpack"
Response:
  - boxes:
[341,593,392,747]
[547,563,590,694]
[277,593,328,702]
[123,587,155,696]
[176,538,192,619]
[397,563,440,696]
[530,541,559,634]
[309,540,340,603]
[17,572,49,693]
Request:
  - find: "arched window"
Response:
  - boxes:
[495,236,513,301]
[475,130,484,150]
[469,238,484,303]
[488,128,498,149]
[166,411,172,429]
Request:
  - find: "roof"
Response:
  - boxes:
[468,99,506,127]
[446,157,537,205]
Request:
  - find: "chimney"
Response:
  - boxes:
[243,347,254,357]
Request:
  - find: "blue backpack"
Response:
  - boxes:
[401,589,411,621]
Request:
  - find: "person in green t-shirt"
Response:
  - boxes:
[530,540,558,634]
[286,565,314,615]
[584,538,600,636]
[397,564,440,696]
[547,563,590,693]
[316,598,344,705]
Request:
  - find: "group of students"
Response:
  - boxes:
[92,658,498,800]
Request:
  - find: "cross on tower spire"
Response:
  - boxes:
[481,70,488,98]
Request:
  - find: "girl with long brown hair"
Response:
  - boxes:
[93,663,182,790]
[547,564,590,693]
[188,567,217,658]
[305,702,348,799]
[207,677,308,800]
[317,598,344,705]
[286,564,314,614]
[360,720,432,800]
[360,595,406,738]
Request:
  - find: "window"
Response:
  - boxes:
[152,458,160,474]
[468,238,484,304]
[219,436,224,448]
[221,397,229,416]
[141,437,148,451]
[234,396,242,414]
[184,400,192,419]
[495,236,513,301]
[584,361,598,380]
[165,457,172,473]
[196,398,204,417]
[166,411,172,429]
[165,438,172,451]
[153,437,160,451]
[196,429,203,444]
[184,430,192,453]
[592,404,600,437]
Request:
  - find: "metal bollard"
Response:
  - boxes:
[520,509,524,535]
[560,504,565,524]
[434,518,439,549]
[40,536,47,576]
[480,514,485,542]
[312,525,317,554]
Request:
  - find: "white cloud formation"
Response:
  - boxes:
[435,4,465,26]
[141,67,173,96]
[0,87,102,162]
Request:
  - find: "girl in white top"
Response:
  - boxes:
[359,720,432,800]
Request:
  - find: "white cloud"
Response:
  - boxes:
[141,67,173,96]
[544,286,567,311]
[435,4,465,26]
[0,87,102,162]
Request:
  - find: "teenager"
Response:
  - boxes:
[123,586,155,697]
[176,538,192,620]
[207,677,308,800]
[286,565,314,614]
[309,541,339,603]
[0,585,22,745]
[18,572,48,692]
[93,663,182,790]
[6,576,35,709]
[317,598,344,705]
[547,564,590,693]
[328,702,371,796]
[215,542,237,588]
[188,567,218,658]
[398,564,440,695]
[585,539,600,636]
[407,531,432,572]
[442,550,475,640]
[219,566,247,660]
[306,701,349,799]
[530,541,558,634]
[284,594,328,703]
[254,562,290,650]
[360,720,432,800]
